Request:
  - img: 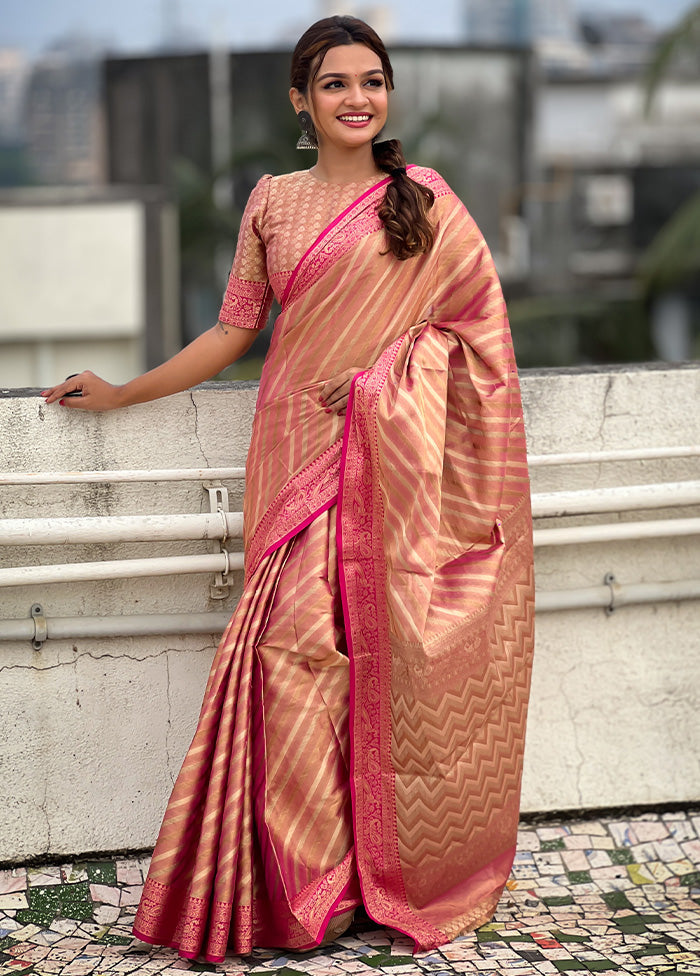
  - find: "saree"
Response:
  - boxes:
[133,167,535,960]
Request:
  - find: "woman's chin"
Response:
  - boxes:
[325,133,380,152]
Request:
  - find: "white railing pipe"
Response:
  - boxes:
[1,578,698,642]
[0,552,244,588]
[528,446,700,467]
[3,513,699,551]
[532,480,700,518]
[0,467,246,486]
[0,512,244,546]
[0,448,697,486]
[0,613,233,641]
[536,578,700,613]
[533,516,700,547]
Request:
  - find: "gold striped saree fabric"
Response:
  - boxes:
[133,167,534,960]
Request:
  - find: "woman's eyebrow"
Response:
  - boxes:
[316,68,385,81]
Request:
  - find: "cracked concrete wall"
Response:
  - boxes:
[1,365,699,862]
[521,364,700,816]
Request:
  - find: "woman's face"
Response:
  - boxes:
[296,43,389,151]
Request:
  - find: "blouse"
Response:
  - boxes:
[217,170,383,331]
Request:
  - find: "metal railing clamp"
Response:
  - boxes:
[204,482,234,599]
[30,603,47,650]
[604,572,616,615]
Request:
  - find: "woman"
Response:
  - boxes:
[42,16,534,962]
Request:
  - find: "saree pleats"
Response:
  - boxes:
[134,510,361,960]
[252,508,361,940]
[134,166,534,959]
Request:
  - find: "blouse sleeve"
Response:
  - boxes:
[217,175,274,330]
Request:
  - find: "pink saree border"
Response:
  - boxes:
[262,496,336,565]
[281,175,392,308]
[245,440,342,580]
[281,166,429,311]
[336,339,448,951]
[336,329,523,952]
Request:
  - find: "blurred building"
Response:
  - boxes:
[575,13,658,74]
[104,45,532,245]
[104,44,533,342]
[465,0,577,46]
[12,20,695,372]
[0,48,32,187]
[316,2,395,40]
[524,57,700,362]
[24,39,105,185]
[463,1,660,77]
[0,49,30,144]
[104,53,212,186]
[580,14,658,49]
[0,186,179,388]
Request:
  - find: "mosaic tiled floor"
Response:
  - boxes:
[1,810,699,976]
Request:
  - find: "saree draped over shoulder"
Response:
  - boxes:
[133,167,535,961]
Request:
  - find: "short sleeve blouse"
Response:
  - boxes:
[217,175,274,331]
[217,170,388,330]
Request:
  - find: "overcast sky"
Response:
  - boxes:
[1,0,698,55]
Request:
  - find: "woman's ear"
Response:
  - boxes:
[289,88,307,114]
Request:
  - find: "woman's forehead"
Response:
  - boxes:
[315,43,384,78]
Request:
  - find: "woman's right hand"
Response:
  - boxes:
[40,322,259,412]
[41,371,123,411]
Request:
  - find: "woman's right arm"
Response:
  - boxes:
[41,321,258,411]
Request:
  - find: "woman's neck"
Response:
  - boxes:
[311,144,383,185]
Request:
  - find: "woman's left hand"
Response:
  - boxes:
[319,367,364,415]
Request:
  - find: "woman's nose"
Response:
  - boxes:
[344,84,369,106]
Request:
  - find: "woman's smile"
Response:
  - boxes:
[337,113,373,127]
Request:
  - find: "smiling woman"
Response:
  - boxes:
[287,17,436,261]
[42,13,534,966]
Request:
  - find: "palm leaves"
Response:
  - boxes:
[639,187,700,293]
[644,2,700,115]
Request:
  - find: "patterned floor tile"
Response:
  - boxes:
[27,868,62,889]
[0,811,698,975]
[60,869,88,887]
[0,896,28,913]
[0,874,27,898]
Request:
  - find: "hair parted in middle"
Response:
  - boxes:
[290,15,435,261]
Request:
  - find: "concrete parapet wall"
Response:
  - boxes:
[1,365,699,862]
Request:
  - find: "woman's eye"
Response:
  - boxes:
[323,80,343,89]
[367,79,384,87]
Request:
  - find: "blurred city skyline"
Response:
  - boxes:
[2,0,698,57]
[1,0,698,377]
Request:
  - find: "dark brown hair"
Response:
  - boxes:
[290,16,435,261]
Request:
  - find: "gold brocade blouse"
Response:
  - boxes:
[217,170,382,330]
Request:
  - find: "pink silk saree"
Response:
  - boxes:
[133,168,535,961]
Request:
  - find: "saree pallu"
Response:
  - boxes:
[133,168,535,961]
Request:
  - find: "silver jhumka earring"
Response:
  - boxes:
[296,110,318,150]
